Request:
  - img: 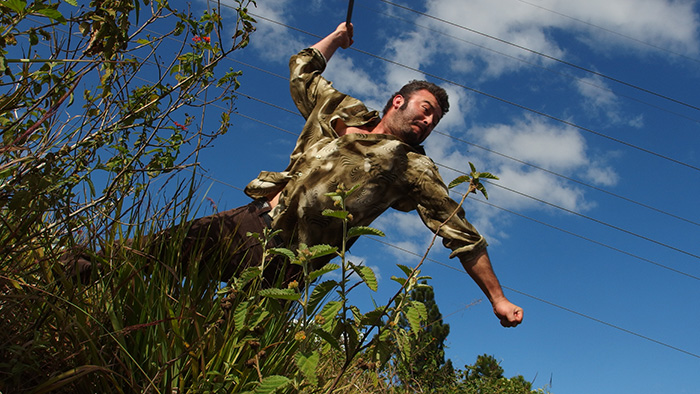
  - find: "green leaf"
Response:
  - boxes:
[308,280,337,313]
[347,226,385,239]
[258,288,299,301]
[476,183,489,200]
[259,289,299,301]
[396,264,414,277]
[319,301,342,332]
[448,175,470,189]
[353,265,378,291]
[268,247,295,261]
[237,267,261,287]
[390,276,407,286]
[36,8,67,24]
[308,263,340,282]
[233,301,250,332]
[322,209,349,220]
[307,244,338,259]
[252,375,289,394]
[406,301,427,337]
[3,0,26,14]
[361,308,386,326]
[312,327,342,351]
[478,171,499,180]
[64,0,78,5]
[295,351,320,386]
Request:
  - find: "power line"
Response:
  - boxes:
[433,130,700,228]
[216,90,700,281]
[251,12,700,174]
[23,14,700,363]
[512,0,700,65]
[378,0,700,113]
[47,20,700,270]
[368,237,700,360]
[355,1,700,126]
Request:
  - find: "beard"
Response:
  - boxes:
[384,107,426,146]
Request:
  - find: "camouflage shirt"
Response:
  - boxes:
[245,48,487,265]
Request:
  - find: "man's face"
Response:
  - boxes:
[385,89,442,146]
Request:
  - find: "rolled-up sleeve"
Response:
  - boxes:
[289,48,333,120]
[410,157,488,262]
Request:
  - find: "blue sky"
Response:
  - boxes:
[11,0,697,392]
[182,0,700,392]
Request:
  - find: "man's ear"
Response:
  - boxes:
[391,94,405,110]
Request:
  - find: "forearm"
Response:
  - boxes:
[310,22,353,62]
[460,248,506,304]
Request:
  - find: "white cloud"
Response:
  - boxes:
[241,0,306,62]
[463,115,618,210]
[323,53,383,102]
[553,0,700,54]
[489,165,592,212]
[473,116,588,171]
[373,211,435,261]
[574,75,646,128]
[398,0,700,77]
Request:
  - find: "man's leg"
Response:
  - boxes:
[61,200,275,284]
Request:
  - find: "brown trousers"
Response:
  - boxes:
[62,200,297,286]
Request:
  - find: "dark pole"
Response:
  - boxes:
[346,0,355,24]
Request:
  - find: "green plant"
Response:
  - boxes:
[0,3,547,389]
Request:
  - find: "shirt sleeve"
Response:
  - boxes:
[409,156,489,262]
[289,47,335,120]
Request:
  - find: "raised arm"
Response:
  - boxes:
[311,22,354,61]
[460,249,523,327]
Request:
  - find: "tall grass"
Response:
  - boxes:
[0,181,417,393]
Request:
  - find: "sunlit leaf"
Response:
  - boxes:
[353,265,378,291]
[295,351,319,386]
[258,288,299,301]
[347,226,384,239]
[3,0,26,14]
[319,301,342,332]
[308,280,338,313]
[307,244,337,259]
[268,247,295,261]
[391,276,407,286]
[308,263,340,282]
[396,264,414,277]
[250,375,289,394]
[322,209,349,220]
[406,301,427,337]
[448,175,470,189]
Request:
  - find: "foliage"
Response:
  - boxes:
[0,2,545,389]
[0,0,255,265]
[448,354,551,394]
[396,280,455,391]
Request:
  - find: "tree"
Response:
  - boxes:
[0,0,255,265]
[454,354,548,394]
[0,0,258,391]
[396,280,456,390]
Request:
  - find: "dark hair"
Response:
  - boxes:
[382,80,450,118]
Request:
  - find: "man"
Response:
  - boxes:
[243,22,522,328]
[65,22,523,328]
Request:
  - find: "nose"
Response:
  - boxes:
[422,115,435,130]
